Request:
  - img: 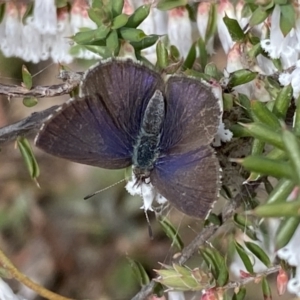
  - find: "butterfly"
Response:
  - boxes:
[35,58,221,218]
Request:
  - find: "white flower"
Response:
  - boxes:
[279,63,300,98]
[32,0,57,35]
[0,279,25,300]
[168,7,193,58]
[125,172,167,211]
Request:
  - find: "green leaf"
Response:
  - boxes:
[238,155,295,179]
[106,29,119,54]
[280,4,296,36]
[22,65,32,90]
[239,122,284,150]
[294,95,300,135]
[119,27,146,42]
[159,218,184,250]
[127,257,150,286]
[183,42,197,70]
[223,15,245,41]
[22,2,33,24]
[0,3,5,24]
[198,37,208,70]
[244,242,272,267]
[23,97,38,107]
[204,62,222,80]
[205,3,217,41]
[130,34,159,50]
[84,45,111,58]
[232,287,247,300]
[276,217,300,249]
[73,26,110,44]
[88,8,104,27]
[112,0,124,17]
[249,6,272,26]
[156,40,168,69]
[262,277,272,300]
[157,0,188,11]
[282,128,300,184]
[17,137,40,180]
[112,14,129,29]
[233,214,258,240]
[223,93,234,111]
[267,178,294,204]
[254,199,300,217]
[228,69,257,87]
[126,4,151,28]
[234,242,254,274]
[273,84,292,119]
[251,100,281,129]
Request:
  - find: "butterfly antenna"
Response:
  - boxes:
[144,209,154,240]
[84,178,126,200]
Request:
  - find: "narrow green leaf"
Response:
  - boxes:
[84,45,111,58]
[233,214,258,241]
[249,6,271,26]
[73,26,110,44]
[184,69,211,81]
[156,40,168,69]
[228,70,257,87]
[17,137,40,179]
[198,37,208,69]
[157,0,188,11]
[267,179,294,204]
[88,8,103,26]
[159,218,184,250]
[223,93,233,111]
[244,241,272,267]
[204,62,220,79]
[238,155,294,179]
[112,0,124,17]
[127,257,150,286]
[280,4,296,36]
[276,216,300,249]
[294,95,300,135]
[126,4,151,28]
[254,200,300,217]
[106,29,119,54]
[112,13,129,29]
[183,42,197,70]
[205,3,217,41]
[239,122,284,150]
[234,242,254,274]
[232,287,246,300]
[261,277,272,300]
[22,65,32,90]
[130,34,159,50]
[223,15,245,41]
[119,27,146,42]
[0,3,5,24]
[282,128,300,184]
[251,100,281,129]
[265,147,286,161]
[273,84,292,119]
[200,247,219,280]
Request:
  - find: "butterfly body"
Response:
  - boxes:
[35,58,221,218]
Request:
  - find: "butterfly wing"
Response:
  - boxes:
[160,76,221,154]
[151,76,221,218]
[151,146,220,218]
[35,59,164,169]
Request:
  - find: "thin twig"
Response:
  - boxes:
[0,71,82,99]
[0,248,74,300]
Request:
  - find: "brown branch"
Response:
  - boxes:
[0,248,74,300]
[0,71,82,99]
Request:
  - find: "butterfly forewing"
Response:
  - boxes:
[160,76,221,155]
[35,59,164,169]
